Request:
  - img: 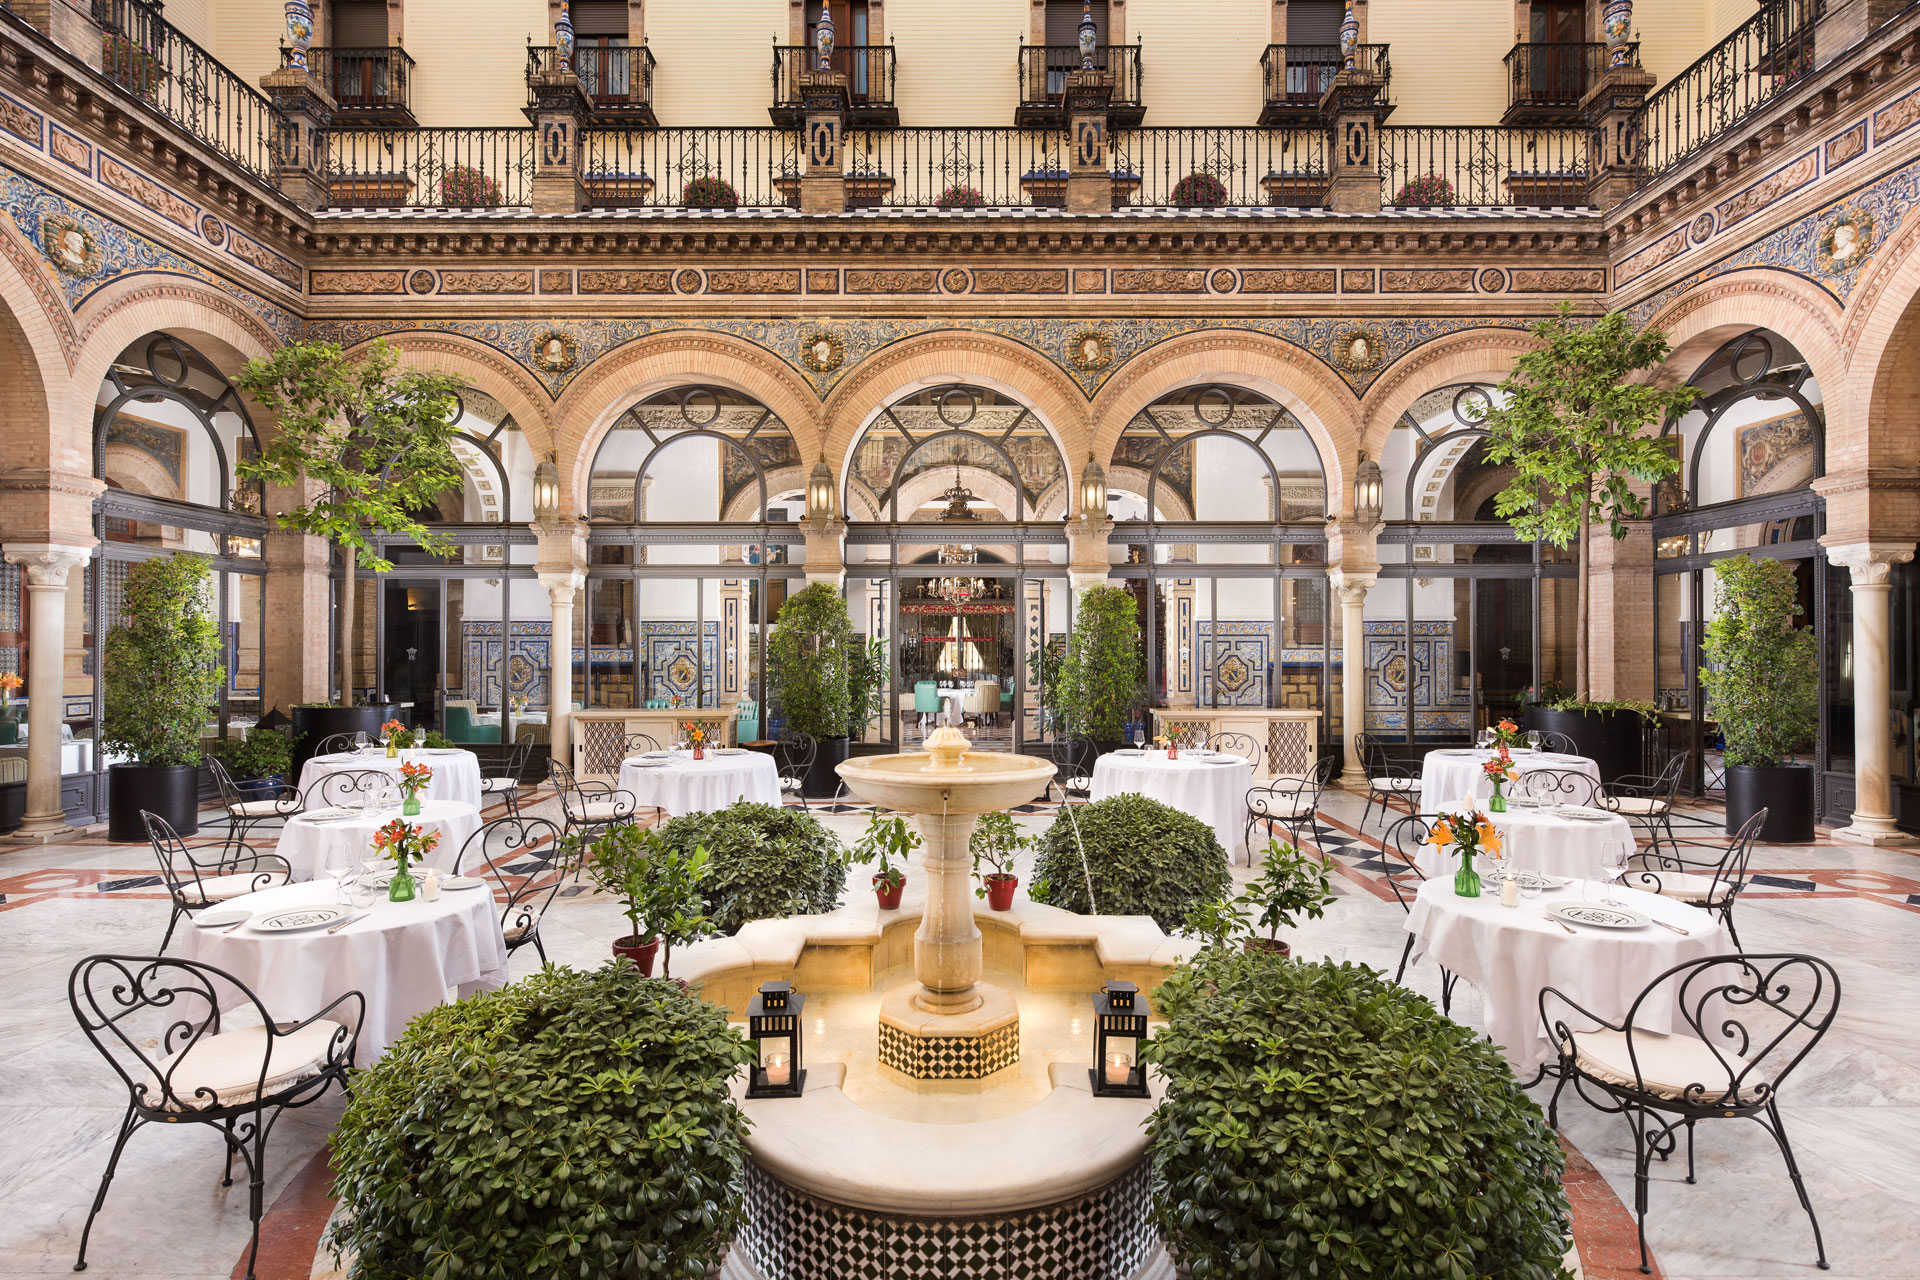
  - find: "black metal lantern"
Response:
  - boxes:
[1089,980,1150,1098]
[746,980,806,1098]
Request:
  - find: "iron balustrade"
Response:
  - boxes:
[1113,127,1330,207]
[771,44,896,123]
[1503,41,1637,117]
[580,128,801,208]
[1634,0,1824,184]
[839,128,1067,207]
[286,45,415,125]
[527,43,657,120]
[1016,43,1144,118]
[1259,43,1390,119]
[89,0,285,186]
[1379,125,1590,207]
[321,128,535,208]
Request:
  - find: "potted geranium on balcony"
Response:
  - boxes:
[937,183,985,209]
[683,174,740,209]
[102,31,164,100]
[438,164,503,208]
[1392,172,1456,206]
[1170,172,1230,207]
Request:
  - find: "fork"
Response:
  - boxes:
[1549,917,1578,935]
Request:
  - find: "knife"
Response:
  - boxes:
[1651,918,1690,936]
[326,912,369,935]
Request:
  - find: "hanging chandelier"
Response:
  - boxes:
[933,543,985,604]
[937,465,981,521]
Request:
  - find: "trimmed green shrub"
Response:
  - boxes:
[216,728,291,781]
[1054,584,1144,740]
[103,553,224,768]
[1028,793,1229,931]
[1147,952,1572,1279]
[766,581,854,740]
[1699,553,1817,767]
[652,799,846,933]
[329,964,753,1279]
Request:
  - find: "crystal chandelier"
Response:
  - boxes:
[933,543,984,604]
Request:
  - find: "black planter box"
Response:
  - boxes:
[289,704,399,781]
[106,763,199,842]
[807,735,851,798]
[1726,763,1815,843]
[1524,706,1644,787]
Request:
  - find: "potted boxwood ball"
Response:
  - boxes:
[582,824,715,975]
[651,799,846,934]
[970,810,1029,911]
[1699,553,1818,841]
[103,554,226,840]
[851,810,919,911]
[767,581,856,797]
[1028,793,1230,931]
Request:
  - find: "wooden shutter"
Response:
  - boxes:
[1286,1,1343,45]
[1045,0,1107,46]
[330,0,387,46]
[573,1,629,38]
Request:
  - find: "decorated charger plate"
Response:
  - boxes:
[1546,902,1650,929]
[1505,869,1564,891]
[193,907,252,929]
[299,806,361,822]
[1433,749,1481,757]
[420,748,464,756]
[715,747,748,756]
[1554,805,1615,822]
[442,875,488,891]
[251,905,350,933]
[641,750,672,759]
[626,756,667,768]
[1110,749,1147,757]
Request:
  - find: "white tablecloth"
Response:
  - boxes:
[1404,878,1721,1070]
[297,748,484,809]
[1413,806,1636,882]
[616,750,781,817]
[274,799,482,882]
[1417,749,1601,813]
[177,878,509,1061]
[1090,749,1254,854]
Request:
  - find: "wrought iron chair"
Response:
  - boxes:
[1532,729,1579,755]
[68,954,364,1280]
[1605,752,1686,848]
[306,767,398,811]
[1209,731,1262,773]
[479,730,538,817]
[1048,734,1098,804]
[206,755,302,858]
[1244,754,1336,863]
[452,815,566,964]
[1540,953,1840,1273]
[777,731,817,808]
[621,731,661,757]
[1511,766,1605,808]
[1378,813,1459,1013]
[1622,808,1767,951]
[144,811,292,953]
[1356,731,1421,830]
[547,758,637,847]
[309,731,360,757]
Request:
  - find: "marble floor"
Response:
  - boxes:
[1,784,1916,1278]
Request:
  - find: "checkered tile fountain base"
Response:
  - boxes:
[877,1018,1021,1079]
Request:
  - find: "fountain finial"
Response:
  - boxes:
[924,724,972,772]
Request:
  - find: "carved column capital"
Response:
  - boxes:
[538,570,585,607]
[1822,540,1915,587]
[3,542,92,588]
[1329,570,1376,606]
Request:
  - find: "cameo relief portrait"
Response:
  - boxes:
[531,330,578,373]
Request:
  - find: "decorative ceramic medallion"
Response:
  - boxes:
[199,215,227,246]
[1816,209,1874,274]
[1066,327,1112,371]
[531,330,578,373]
[1689,211,1716,245]
[407,269,436,295]
[674,268,704,294]
[40,215,99,276]
[1476,268,1506,293]
[940,268,972,294]
[1334,328,1383,373]
[1208,268,1238,294]
[799,329,844,372]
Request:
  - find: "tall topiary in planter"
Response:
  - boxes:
[103,554,225,840]
[1700,554,1818,840]
[1478,305,1698,781]
[329,964,753,1279]
[767,581,855,796]
[1146,952,1572,1278]
[1054,584,1144,753]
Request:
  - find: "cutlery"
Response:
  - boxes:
[221,918,249,934]
[1652,918,1690,936]
[1550,917,1578,935]
[326,913,369,935]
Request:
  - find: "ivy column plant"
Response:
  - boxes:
[235,338,467,769]
[1476,305,1698,780]
[102,553,225,840]
[766,581,855,796]
[1055,584,1145,752]
[1699,553,1818,841]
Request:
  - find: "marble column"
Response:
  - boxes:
[540,570,583,770]
[1825,543,1916,845]
[1330,570,1374,788]
[3,544,91,844]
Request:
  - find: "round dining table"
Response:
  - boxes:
[1412,803,1636,883]
[274,798,482,882]
[1416,748,1601,814]
[176,877,509,1061]
[1403,877,1721,1071]
[297,748,484,809]
[1089,748,1254,854]
[616,748,782,818]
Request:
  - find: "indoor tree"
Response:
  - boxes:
[1476,305,1699,701]
[235,338,468,707]
[1054,585,1144,743]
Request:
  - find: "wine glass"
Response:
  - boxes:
[1599,846,1632,905]
[353,730,369,752]
[1132,725,1146,749]
[328,849,353,907]
[1525,730,1542,753]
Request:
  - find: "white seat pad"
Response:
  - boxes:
[228,799,288,817]
[195,870,289,901]
[1250,794,1312,819]
[1630,869,1734,905]
[145,1019,349,1111]
[1569,1028,1761,1102]
[577,800,628,821]
[1609,796,1670,815]
[1371,776,1419,790]
[480,777,518,792]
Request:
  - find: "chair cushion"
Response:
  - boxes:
[195,870,290,902]
[1567,1028,1759,1102]
[1064,775,1094,792]
[503,921,533,944]
[578,800,627,821]
[1634,870,1735,905]
[480,777,518,793]
[145,1019,349,1111]
[227,799,287,818]
[1250,794,1312,819]
[1609,796,1670,815]
[1370,777,1419,791]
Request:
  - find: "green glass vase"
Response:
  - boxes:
[1453,846,1481,898]
[385,741,398,758]
[388,854,416,902]
[402,793,422,816]
[1488,778,1507,813]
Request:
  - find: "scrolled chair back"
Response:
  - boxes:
[1533,729,1579,755]
[621,731,660,757]
[453,813,562,877]
[142,810,279,904]
[1378,813,1432,912]
[311,732,358,757]
[1624,808,1766,899]
[309,767,393,810]
[460,816,569,948]
[1209,731,1261,770]
[1511,767,1602,807]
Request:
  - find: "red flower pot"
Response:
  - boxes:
[985,873,1019,911]
[613,936,660,975]
[1242,937,1291,958]
[873,874,904,911]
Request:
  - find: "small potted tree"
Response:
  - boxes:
[1054,585,1145,756]
[103,553,225,840]
[767,581,855,796]
[970,811,1029,910]
[1699,554,1818,841]
[847,634,890,746]
[218,728,293,802]
[850,810,919,911]
[584,825,714,975]
[1236,839,1336,956]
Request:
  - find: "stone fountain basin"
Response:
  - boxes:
[835,750,1058,815]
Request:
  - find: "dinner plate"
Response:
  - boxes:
[1506,869,1563,891]
[314,753,355,764]
[1110,749,1146,757]
[442,875,488,891]
[642,750,672,759]
[626,757,667,768]
[1546,902,1650,930]
[420,748,463,756]
[193,907,253,929]
[299,806,361,822]
[251,905,349,933]
[1554,805,1614,822]
[1434,749,1481,757]
[716,747,748,756]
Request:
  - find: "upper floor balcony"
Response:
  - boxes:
[1258,43,1391,124]
[770,44,897,128]
[1502,41,1636,124]
[527,43,657,127]
[284,45,415,128]
[1014,43,1144,127]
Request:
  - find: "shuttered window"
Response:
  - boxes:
[1286,1,1343,45]
[1045,0,1107,47]
[330,1,387,46]
[573,1,628,38]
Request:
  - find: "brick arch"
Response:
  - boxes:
[557,330,823,507]
[1842,206,1920,477]
[361,332,557,459]
[0,241,66,513]
[1090,329,1358,512]
[1358,327,1539,454]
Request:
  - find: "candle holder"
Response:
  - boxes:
[746,980,807,1098]
[1089,980,1150,1098]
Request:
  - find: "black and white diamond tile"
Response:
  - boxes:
[878,1020,1020,1079]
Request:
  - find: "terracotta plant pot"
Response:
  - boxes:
[613,935,660,976]
[873,873,905,911]
[985,873,1019,911]
[1243,937,1291,958]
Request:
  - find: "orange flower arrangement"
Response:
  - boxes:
[381,718,405,737]
[1426,803,1501,896]
[1481,753,1518,785]
[683,720,707,748]
[371,817,439,865]
[0,672,21,705]
[397,761,433,800]
[1490,718,1523,749]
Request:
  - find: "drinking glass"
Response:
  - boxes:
[1599,848,1631,905]
[1525,730,1542,752]
[353,730,369,752]
[1132,726,1146,749]
[328,850,353,907]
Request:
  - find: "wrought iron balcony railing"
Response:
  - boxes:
[838,127,1065,207]
[283,45,415,127]
[89,0,285,185]
[771,44,897,127]
[321,127,535,209]
[580,128,802,209]
[526,43,657,126]
[1502,41,1637,122]
[1258,43,1390,123]
[1379,125,1591,207]
[1111,127,1330,207]
[1015,43,1144,126]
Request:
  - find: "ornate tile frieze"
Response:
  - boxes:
[226,229,302,288]
[1241,267,1335,293]
[1714,150,1819,230]
[309,269,404,295]
[439,269,533,295]
[99,154,198,232]
[48,126,90,176]
[1828,121,1869,172]
[0,92,42,148]
[1112,268,1205,293]
[1383,268,1474,292]
[578,268,670,293]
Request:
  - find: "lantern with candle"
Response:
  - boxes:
[746,980,806,1098]
[1090,979,1151,1098]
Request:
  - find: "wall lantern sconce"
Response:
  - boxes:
[1079,453,1107,522]
[1352,452,1384,528]
[806,455,836,522]
[533,456,562,526]
[746,981,806,1098]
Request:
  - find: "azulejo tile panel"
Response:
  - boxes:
[1362,620,1470,737]
[459,620,551,708]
